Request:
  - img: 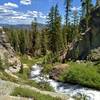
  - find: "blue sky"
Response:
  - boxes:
[0,0,96,24]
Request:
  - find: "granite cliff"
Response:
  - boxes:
[0,27,21,73]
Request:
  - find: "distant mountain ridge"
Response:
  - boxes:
[0,23,46,30]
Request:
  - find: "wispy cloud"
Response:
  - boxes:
[39,12,47,19]
[4,2,18,8]
[0,1,47,24]
[20,0,31,5]
[27,11,38,18]
[0,2,18,16]
[0,5,47,24]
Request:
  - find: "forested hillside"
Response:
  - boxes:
[4,1,100,63]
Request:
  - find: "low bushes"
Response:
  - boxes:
[17,68,30,80]
[11,87,61,100]
[59,62,100,90]
[42,62,61,74]
[42,64,53,74]
[25,80,54,91]
[20,55,44,67]
[17,67,53,91]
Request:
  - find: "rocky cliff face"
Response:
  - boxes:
[0,27,21,73]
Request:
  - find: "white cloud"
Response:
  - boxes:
[27,11,47,19]
[4,2,18,8]
[0,1,47,24]
[71,6,81,11]
[0,2,18,15]
[71,7,77,11]
[0,7,47,24]
[39,12,47,19]
[20,0,31,5]
[27,11,38,17]
[11,16,27,20]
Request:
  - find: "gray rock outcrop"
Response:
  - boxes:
[0,27,21,73]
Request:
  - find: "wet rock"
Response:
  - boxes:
[49,64,69,80]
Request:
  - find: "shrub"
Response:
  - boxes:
[17,68,30,80]
[11,87,61,100]
[11,87,35,98]
[16,63,53,91]
[59,62,100,90]
[20,55,44,67]
[42,64,53,74]
[25,80,54,91]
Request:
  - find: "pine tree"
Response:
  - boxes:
[10,29,19,51]
[65,0,73,26]
[64,0,73,45]
[40,30,46,55]
[96,0,100,7]
[81,0,86,17]
[18,29,26,54]
[54,4,64,52]
[72,8,80,39]
[62,25,67,48]
[81,0,92,29]
[24,29,32,54]
[47,6,56,53]
[31,18,38,56]
[47,5,63,54]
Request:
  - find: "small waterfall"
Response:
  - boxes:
[31,64,100,100]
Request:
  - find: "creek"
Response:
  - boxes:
[30,64,100,100]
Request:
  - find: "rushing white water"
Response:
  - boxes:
[31,64,100,100]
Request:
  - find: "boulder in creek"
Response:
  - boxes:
[49,64,69,80]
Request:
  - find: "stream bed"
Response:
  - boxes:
[30,64,100,100]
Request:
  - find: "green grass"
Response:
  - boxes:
[0,71,18,83]
[42,62,61,74]
[59,61,100,90]
[0,69,53,91]
[24,80,54,91]
[20,55,44,67]
[11,87,61,100]
[15,67,53,91]
[17,68,30,80]
[42,64,53,74]
[16,55,54,91]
